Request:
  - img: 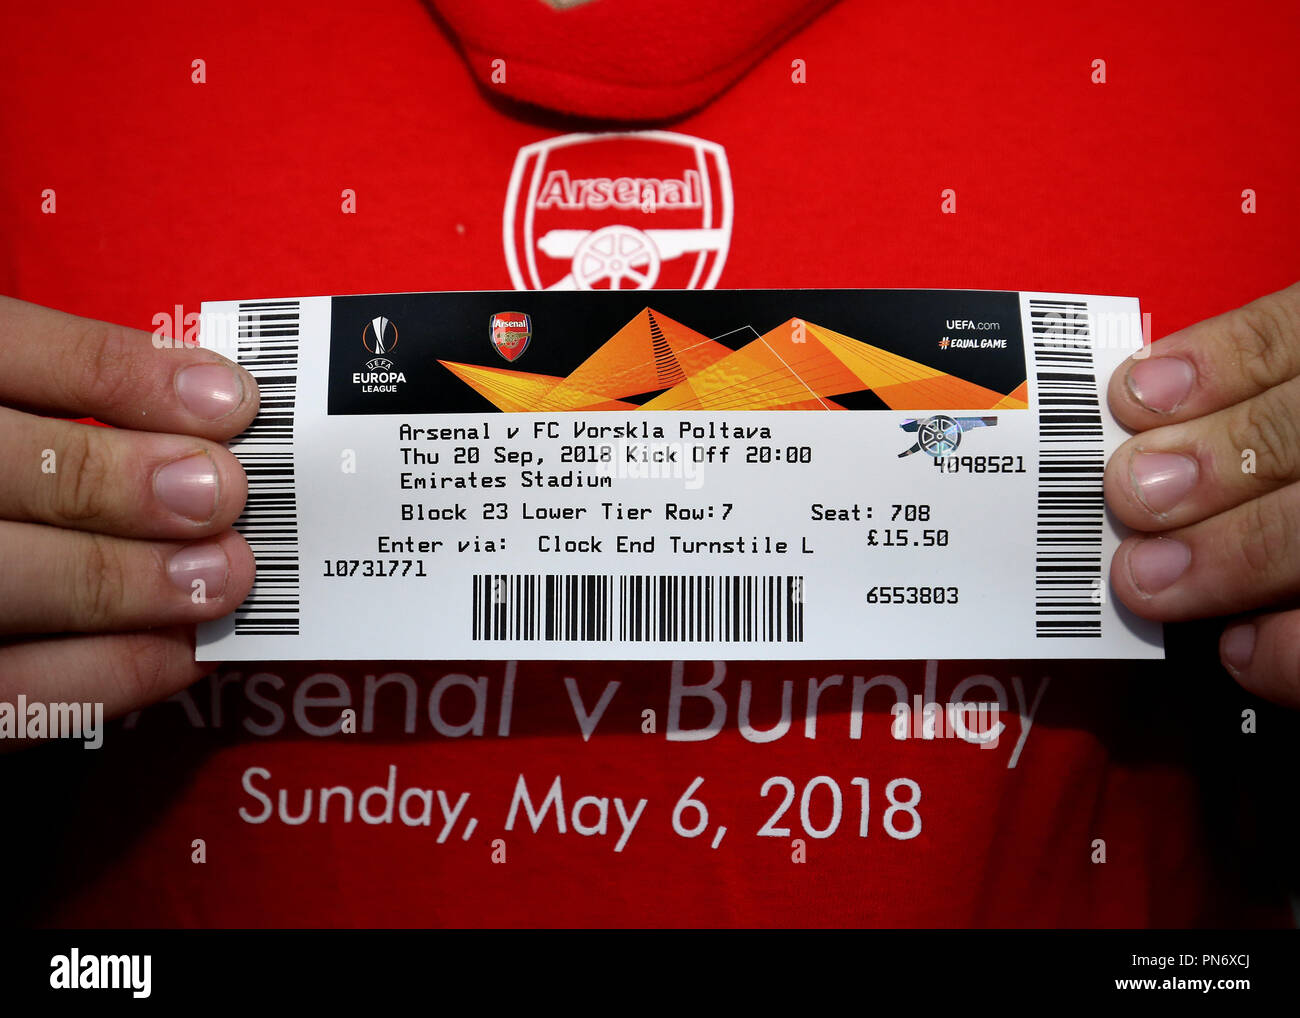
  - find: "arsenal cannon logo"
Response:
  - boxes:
[897,415,999,458]
[503,131,734,291]
[490,311,532,362]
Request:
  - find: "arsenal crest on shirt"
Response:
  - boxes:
[490,311,532,361]
[503,131,734,291]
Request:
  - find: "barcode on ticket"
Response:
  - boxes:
[471,574,806,643]
[228,300,302,636]
[1028,298,1105,638]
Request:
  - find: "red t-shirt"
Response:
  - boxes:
[1,0,1296,927]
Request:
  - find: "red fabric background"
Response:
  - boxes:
[430,0,840,119]
[0,0,1296,927]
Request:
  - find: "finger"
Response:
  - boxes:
[1105,373,1300,531]
[0,296,259,439]
[0,522,255,636]
[0,407,247,538]
[1108,480,1300,622]
[0,626,208,730]
[1220,612,1300,710]
[1107,281,1300,430]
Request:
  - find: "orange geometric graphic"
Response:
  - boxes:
[992,380,1030,410]
[440,308,1027,412]
[437,361,640,413]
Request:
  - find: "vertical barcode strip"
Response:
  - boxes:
[471,574,804,642]
[229,301,301,635]
[1030,299,1104,637]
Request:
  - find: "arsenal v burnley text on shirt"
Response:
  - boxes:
[196,289,1163,662]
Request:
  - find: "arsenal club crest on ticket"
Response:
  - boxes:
[490,311,532,361]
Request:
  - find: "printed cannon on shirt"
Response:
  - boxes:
[535,225,731,290]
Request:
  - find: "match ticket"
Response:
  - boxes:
[196,289,1163,661]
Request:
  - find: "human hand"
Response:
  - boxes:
[1105,283,1300,706]
[0,297,258,726]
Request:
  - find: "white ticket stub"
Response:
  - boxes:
[196,289,1163,661]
